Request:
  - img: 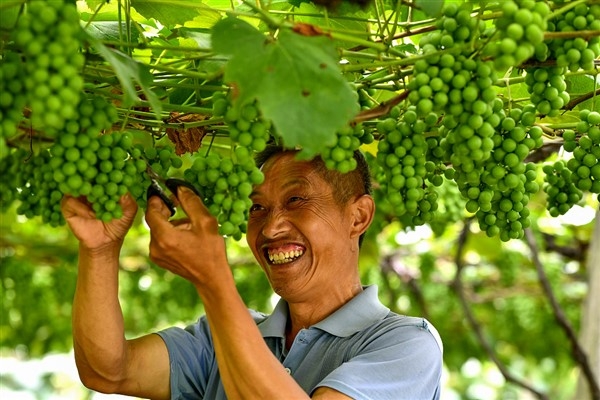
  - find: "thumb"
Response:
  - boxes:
[176,186,214,224]
[119,193,139,219]
[145,195,173,231]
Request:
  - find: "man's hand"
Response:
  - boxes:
[145,186,229,287]
[61,194,138,251]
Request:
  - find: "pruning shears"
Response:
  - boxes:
[146,165,200,217]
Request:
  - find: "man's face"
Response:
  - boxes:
[246,152,357,301]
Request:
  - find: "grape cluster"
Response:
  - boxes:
[8,0,84,136]
[525,67,570,117]
[10,94,142,225]
[489,0,549,70]
[53,131,136,221]
[428,177,466,237]
[14,148,66,226]
[545,3,600,71]
[475,163,537,241]
[184,149,264,239]
[0,148,27,211]
[222,98,271,154]
[470,108,542,240]
[128,144,184,209]
[320,123,372,173]
[410,3,500,175]
[410,3,490,119]
[563,111,600,200]
[543,161,583,217]
[0,52,27,142]
[375,106,439,226]
[189,96,282,238]
[47,95,125,219]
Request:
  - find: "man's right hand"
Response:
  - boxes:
[61,193,138,251]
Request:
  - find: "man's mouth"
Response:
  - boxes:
[266,246,305,265]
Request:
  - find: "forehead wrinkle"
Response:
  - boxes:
[251,163,325,198]
[250,177,311,198]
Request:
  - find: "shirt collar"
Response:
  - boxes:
[257,298,288,338]
[257,285,389,339]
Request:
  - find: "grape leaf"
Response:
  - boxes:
[130,0,201,26]
[87,34,162,117]
[85,21,140,42]
[212,17,359,158]
[566,75,600,113]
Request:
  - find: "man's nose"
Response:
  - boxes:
[261,209,290,239]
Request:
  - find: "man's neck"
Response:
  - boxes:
[284,282,363,349]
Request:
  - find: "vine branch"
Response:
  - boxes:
[452,220,549,400]
[524,228,600,400]
[564,88,600,111]
[352,91,409,123]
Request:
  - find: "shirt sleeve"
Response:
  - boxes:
[155,317,216,399]
[315,319,443,400]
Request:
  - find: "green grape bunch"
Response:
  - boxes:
[525,66,570,117]
[6,0,85,136]
[543,160,583,217]
[184,149,264,239]
[0,148,28,212]
[0,52,28,144]
[320,124,369,173]
[220,96,271,154]
[14,148,66,226]
[563,110,600,201]
[375,106,439,227]
[544,2,600,71]
[488,0,549,70]
[8,93,150,225]
[428,177,466,237]
[51,131,137,222]
[458,105,542,241]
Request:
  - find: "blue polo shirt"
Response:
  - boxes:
[156,285,443,399]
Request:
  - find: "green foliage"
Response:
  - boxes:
[212,17,359,158]
[1,0,599,397]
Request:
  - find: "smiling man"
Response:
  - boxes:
[61,145,443,400]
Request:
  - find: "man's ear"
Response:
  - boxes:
[349,194,375,239]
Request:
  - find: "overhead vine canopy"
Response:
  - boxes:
[0,0,599,242]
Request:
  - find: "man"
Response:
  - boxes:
[61,145,443,399]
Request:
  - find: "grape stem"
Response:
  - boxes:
[341,48,455,72]
[546,0,597,20]
[544,30,600,41]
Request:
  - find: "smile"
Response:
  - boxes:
[267,248,304,265]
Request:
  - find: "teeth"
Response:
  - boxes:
[268,249,304,264]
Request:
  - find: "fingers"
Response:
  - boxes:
[176,187,215,227]
[119,193,139,219]
[144,195,174,233]
[61,195,95,219]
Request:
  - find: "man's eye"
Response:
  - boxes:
[249,204,263,213]
[289,196,304,203]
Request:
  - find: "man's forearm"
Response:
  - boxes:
[72,244,128,391]
[199,272,309,400]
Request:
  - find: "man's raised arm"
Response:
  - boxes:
[62,194,170,400]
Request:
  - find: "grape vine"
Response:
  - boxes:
[0,0,598,243]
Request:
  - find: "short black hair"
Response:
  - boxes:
[254,144,373,246]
